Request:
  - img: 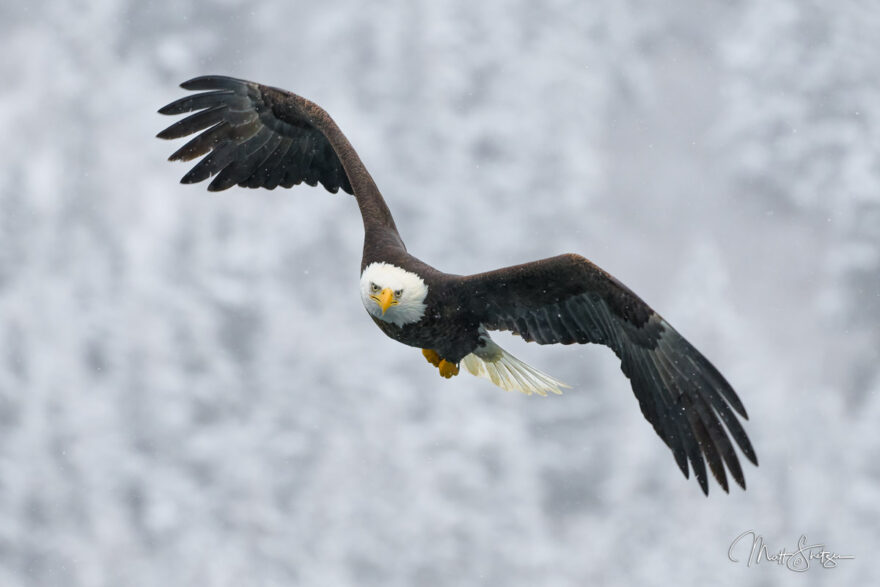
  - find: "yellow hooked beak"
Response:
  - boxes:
[372,288,397,315]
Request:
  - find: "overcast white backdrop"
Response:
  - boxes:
[0,1,878,586]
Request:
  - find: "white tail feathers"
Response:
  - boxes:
[461,332,570,397]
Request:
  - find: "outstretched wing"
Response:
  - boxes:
[157,76,353,194]
[463,253,758,495]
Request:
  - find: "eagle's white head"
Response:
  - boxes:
[360,262,428,327]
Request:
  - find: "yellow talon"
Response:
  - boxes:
[422,349,442,367]
[423,349,459,378]
[438,359,460,378]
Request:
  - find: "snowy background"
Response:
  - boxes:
[1,1,878,586]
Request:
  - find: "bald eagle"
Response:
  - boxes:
[158,76,757,495]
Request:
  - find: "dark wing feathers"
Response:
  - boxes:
[465,253,757,495]
[157,75,353,194]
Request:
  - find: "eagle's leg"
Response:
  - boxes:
[422,349,460,378]
[422,348,442,367]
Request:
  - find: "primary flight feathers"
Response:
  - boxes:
[158,75,758,495]
[157,76,353,194]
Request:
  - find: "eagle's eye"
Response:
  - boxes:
[370,283,380,293]
[394,289,403,298]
